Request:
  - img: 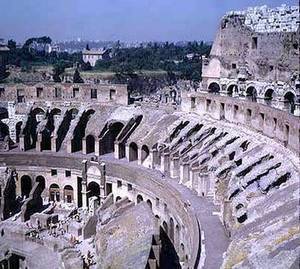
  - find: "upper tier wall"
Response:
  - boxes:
[0,82,129,106]
[181,92,300,154]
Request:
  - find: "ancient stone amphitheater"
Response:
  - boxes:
[0,5,299,269]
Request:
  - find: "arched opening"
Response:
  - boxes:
[63,185,74,203]
[21,175,32,198]
[176,225,180,248]
[246,86,257,102]
[141,145,150,163]
[146,199,152,210]
[162,221,168,235]
[87,181,100,199]
[264,88,274,106]
[284,91,295,114]
[23,108,45,150]
[56,108,78,151]
[15,122,22,143]
[170,218,175,243]
[71,109,95,153]
[227,84,237,96]
[86,135,95,154]
[0,121,9,142]
[49,183,60,202]
[99,122,124,155]
[35,176,45,193]
[208,82,221,94]
[129,142,138,161]
[137,194,143,204]
[116,196,122,202]
[0,107,8,119]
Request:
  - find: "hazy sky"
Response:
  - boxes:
[0,0,298,42]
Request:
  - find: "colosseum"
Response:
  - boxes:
[0,4,299,269]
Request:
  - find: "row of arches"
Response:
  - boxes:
[207,82,297,113]
[20,175,45,199]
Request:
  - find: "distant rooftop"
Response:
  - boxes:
[226,5,299,33]
[82,48,108,55]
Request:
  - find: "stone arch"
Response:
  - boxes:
[35,175,45,192]
[141,145,150,163]
[246,86,257,102]
[129,142,138,161]
[0,107,8,119]
[86,134,96,154]
[31,107,46,116]
[99,121,124,155]
[63,185,74,203]
[137,194,143,204]
[208,82,221,94]
[87,181,100,199]
[227,84,238,96]
[56,108,78,151]
[175,224,180,248]
[284,91,295,114]
[146,199,152,210]
[71,109,95,153]
[170,217,175,243]
[162,221,168,234]
[0,121,9,142]
[49,183,60,202]
[264,88,275,105]
[21,175,32,198]
[15,121,23,143]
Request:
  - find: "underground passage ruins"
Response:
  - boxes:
[0,4,299,269]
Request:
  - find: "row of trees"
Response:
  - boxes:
[94,41,211,81]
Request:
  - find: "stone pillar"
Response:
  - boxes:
[82,182,88,209]
[170,158,179,178]
[149,151,155,169]
[82,138,87,154]
[51,137,57,152]
[160,153,170,174]
[294,103,300,117]
[95,140,100,156]
[36,134,42,152]
[179,164,189,184]
[67,140,72,154]
[137,148,142,165]
[19,135,25,151]
[125,144,130,162]
[114,142,120,159]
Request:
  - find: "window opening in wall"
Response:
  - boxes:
[191,97,196,109]
[91,88,97,99]
[17,89,25,103]
[247,109,252,118]
[110,89,116,100]
[269,65,274,71]
[232,63,237,69]
[65,170,71,177]
[127,183,133,191]
[117,180,122,188]
[36,87,43,98]
[156,197,160,207]
[106,183,112,195]
[51,169,57,176]
[206,99,211,111]
[73,88,79,98]
[0,88,5,97]
[55,87,62,98]
[252,37,258,49]
[260,113,265,121]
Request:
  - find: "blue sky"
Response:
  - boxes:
[0,0,298,42]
